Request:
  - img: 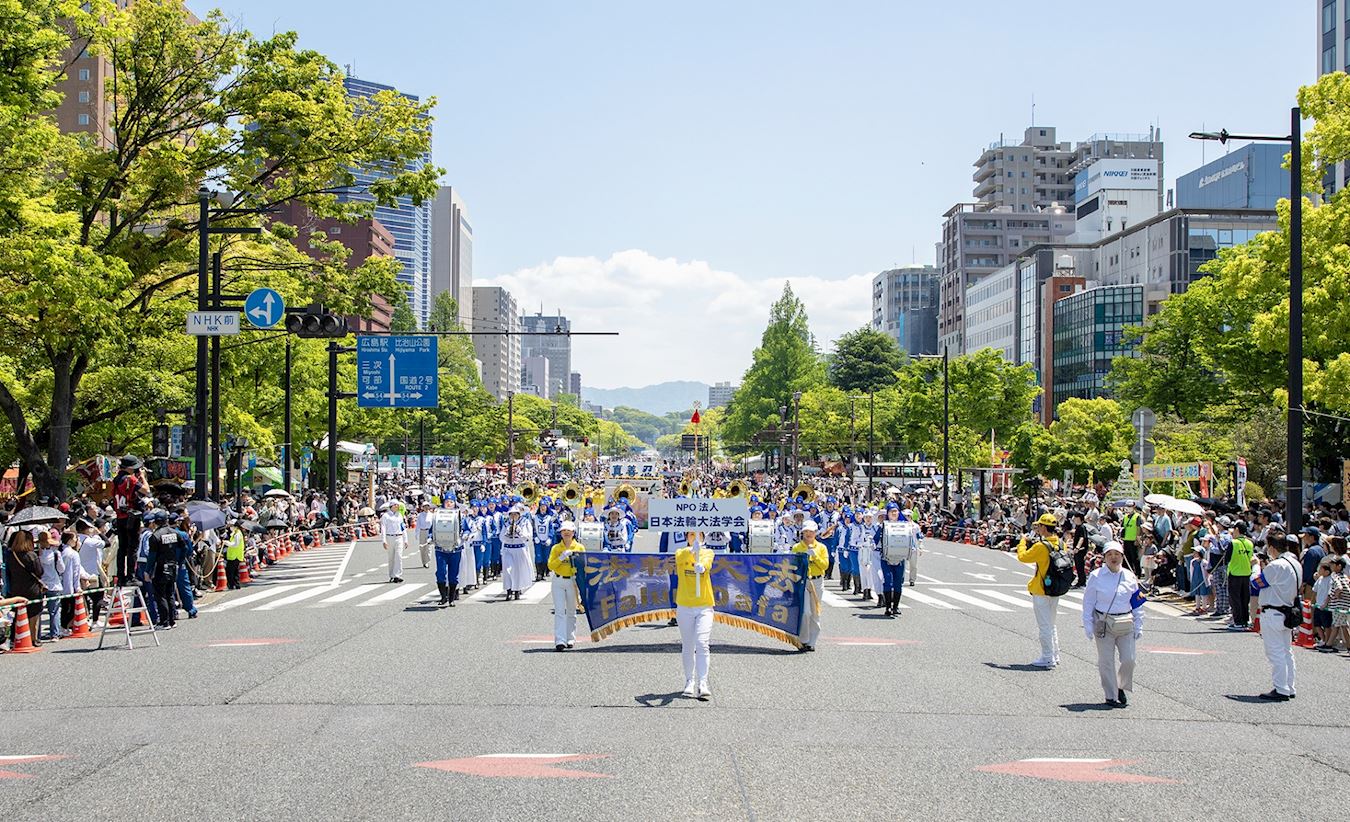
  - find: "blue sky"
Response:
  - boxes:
[201,0,1309,388]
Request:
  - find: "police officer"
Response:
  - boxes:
[379,503,407,584]
[148,512,190,629]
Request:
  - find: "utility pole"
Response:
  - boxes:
[327,341,356,524]
[942,345,950,512]
[194,188,209,499]
[418,414,426,487]
[792,390,802,488]
[549,402,559,484]
[209,251,222,500]
[506,391,515,486]
[848,395,857,491]
[282,338,292,492]
[868,391,875,501]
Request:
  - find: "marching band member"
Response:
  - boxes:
[500,504,535,601]
[379,503,406,584]
[548,521,584,651]
[776,508,804,553]
[674,530,716,699]
[428,504,462,607]
[839,508,861,596]
[857,509,882,603]
[819,497,841,581]
[603,507,634,552]
[703,527,731,552]
[658,528,688,554]
[532,499,554,582]
[792,520,829,651]
[456,501,479,592]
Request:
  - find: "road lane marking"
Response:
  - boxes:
[202,584,305,613]
[900,590,960,609]
[930,588,1011,611]
[255,585,340,610]
[357,583,426,606]
[973,589,1034,608]
[316,583,384,604]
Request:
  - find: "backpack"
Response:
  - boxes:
[1042,543,1075,597]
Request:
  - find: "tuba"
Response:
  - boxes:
[615,483,638,505]
[561,481,582,508]
[517,481,539,507]
[677,479,692,497]
[792,482,815,504]
[726,479,746,500]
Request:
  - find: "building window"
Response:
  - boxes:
[78,90,90,103]
[1325,0,1337,34]
[78,68,90,81]
[1326,46,1337,75]
[77,113,90,125]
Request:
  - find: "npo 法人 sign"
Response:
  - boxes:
[647,497,750,533]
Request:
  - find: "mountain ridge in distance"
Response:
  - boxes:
[581,380,709,416]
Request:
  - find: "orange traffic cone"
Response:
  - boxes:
[1295,600,1316,648]
[107,589,126,628]
[9,602,42,653]
[67,594,95,638]
[239,559,251,584]
[1250,612,1260,633]
[267,542,277,563]
[214,557,227,592]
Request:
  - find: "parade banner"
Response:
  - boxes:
[572,552,809,648]
[646,497,750,533]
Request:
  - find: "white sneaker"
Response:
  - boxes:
[697,680,711,700]
[682,680,697,698]
[1029,658,1053,668]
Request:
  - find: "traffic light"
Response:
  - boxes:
[286,304,349,338]
[152,424,170,457]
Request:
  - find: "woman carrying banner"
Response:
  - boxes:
[675,530,716,700]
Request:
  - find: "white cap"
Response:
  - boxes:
[510,504,525,514]
[801,520,818,532]
[1102,540,1125,555]
[560,521,576,533]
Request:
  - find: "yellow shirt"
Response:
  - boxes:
[792,539,830,577]
[1016,535,1059,595]
[547,541,583,578]
[674,546,715,607]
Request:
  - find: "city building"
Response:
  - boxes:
[273,201,396,333]
[1069,159,1163,242]
[50,1,150,147]
[1176,144,1290,211]
[1038,270,1087,424]
[1050,285,1143,411]
[519,312,572,400]
[941,126,1163,352]
[569,372,582,397]
[1319,0,1350,191]
[472,286,521,401]
[522,355,550,399]
[938,203,1074,352]
[962,263,1018,360]
[708,381,737,408]
[870,265,939,356]
[341,76,433,328]
[430,186,473,329]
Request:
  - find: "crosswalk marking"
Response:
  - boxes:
[317,583,383,604]
[973,589,1034,608]
[203,584,305,613]
[930,588,1012,611]
[520,581,552,604]
[356,583,426,606]
[255,585,339,610]
[900,590,961,610]
[467,582,504,602]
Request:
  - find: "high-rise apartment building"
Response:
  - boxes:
[939,125,1163,352]
[274,201,396,332]
[431,186,473,329]
[708,382,737,408]
[522,355,550,399]
[569,372,582,397]
[341,76,433,328]
[472,286,521,402]
[870,265,939,356]
[519,312,572,400]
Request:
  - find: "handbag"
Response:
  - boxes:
[1092,572,1134,638]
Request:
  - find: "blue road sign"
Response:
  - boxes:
[357,335,439,408]
[244,287,285,329]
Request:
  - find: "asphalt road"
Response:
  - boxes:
[3,531,1345,821]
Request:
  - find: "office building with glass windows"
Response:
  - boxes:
[431,186,473,329]
[341,76,433,328]
[1318,0,1350,191]
[1050,285,1143,410]
[1177,144,1290,211]
[520,312,572,400]
[871,265,940,356]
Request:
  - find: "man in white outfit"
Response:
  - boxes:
[1255,536,1301,700]
[380,503,406,584]
[415,502,432,568]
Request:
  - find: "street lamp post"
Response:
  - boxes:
[913,346,951,510]
[1190,107,1303,530]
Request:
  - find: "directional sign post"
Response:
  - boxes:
[357,335,438,408]
[244,287,285,329]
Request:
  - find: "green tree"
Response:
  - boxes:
[1046,398,1132,483]
[722,283,824,451]
[388,301,418,333]
[0,1,441,497]
[827,327,902,393]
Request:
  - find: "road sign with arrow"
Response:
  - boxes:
[356,335,438,408]
[244,287,285,329]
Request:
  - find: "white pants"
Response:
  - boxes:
[1095,631,1136,699]
[677,605,713,684]
[907,547,919,585]
[552,575,578,646]
[1031,594,1059,663]
[384,535,405,579]
[801,578,823,646]
[1260,609,1296,696]
[416,528,431,567]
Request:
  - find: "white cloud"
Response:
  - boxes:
[479,250,873,389]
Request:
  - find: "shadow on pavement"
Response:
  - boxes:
[1060,701,1120,713]
[1224,694,1288,704]
[525,642,791,656]
[634,691,690,708]
[983,662,1055,672]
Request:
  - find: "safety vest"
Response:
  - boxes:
[1228,537,1255,576]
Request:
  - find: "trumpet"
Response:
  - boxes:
[518,481,539,506]
[615,483,638,504]
[792,482,815,504]
[561,481,582,508]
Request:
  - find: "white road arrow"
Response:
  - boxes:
[388,353,397,406]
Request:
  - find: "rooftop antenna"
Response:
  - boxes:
[1030,94,1035,127]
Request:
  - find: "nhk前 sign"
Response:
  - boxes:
[647,497,749,533]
